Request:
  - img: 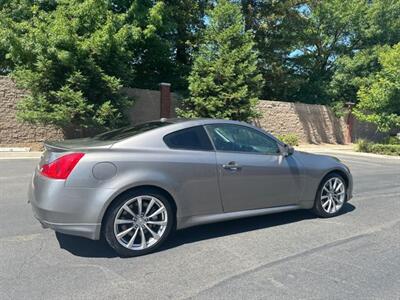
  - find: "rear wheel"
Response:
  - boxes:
[104,189,174,257]
[312,173,347,218]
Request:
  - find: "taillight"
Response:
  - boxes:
[40,153,85,179]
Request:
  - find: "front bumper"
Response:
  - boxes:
[29,170,116,240]
[345,168,354,202]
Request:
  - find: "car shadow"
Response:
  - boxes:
[161,203,355,252]
[56,232,118,258]
[56,203,355,258]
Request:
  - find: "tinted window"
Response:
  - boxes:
[93,121,170,141]
[205,124,279,155]
[164,126,213,151]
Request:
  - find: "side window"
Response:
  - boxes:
[205,124,279,155]
[164,126,213,151]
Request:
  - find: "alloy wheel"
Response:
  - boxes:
[321,177,346,214]
[113,195,168,250]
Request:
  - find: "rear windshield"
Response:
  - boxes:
[93,121,170,141]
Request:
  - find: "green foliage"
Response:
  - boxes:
[4,0,135,131]
[356,139,370,152]
[163,0,210,90]
[329,47,381,105]
[329,0,400,104]
[356,139,400,156]
[276,133,299,146]
[177,0,263,122]
[330,101,347,118]
[353,43,400,132]
[241,0,307,101]
[385,136,400,145]
[0,0,181,132]
[243,0,400,106]
[1,0,400,131]
[244,0,370,104]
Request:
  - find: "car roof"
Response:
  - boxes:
[161,118,249,127]
[112,117,278,149]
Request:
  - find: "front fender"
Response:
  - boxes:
[293,151,352,207]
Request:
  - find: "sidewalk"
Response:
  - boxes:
[297,143,355,153]
[297,143,400,160]
[0,151,42,159]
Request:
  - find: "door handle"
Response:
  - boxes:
[222,161,242,171]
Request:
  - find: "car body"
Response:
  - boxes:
[29,118,353,256]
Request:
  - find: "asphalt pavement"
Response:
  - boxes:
[0,152,399,299]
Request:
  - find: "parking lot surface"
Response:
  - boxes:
[0,152,399,299]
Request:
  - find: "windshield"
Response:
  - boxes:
[93,121,171,141]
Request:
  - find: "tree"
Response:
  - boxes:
[0,0,172,134]
[240,0,308,101]
[2,0,399,127]
[241,0,400,106]
[163,0,211,90]
[241,0,370,103]
[329,0,400,106]
[353,43,400,132]
[177,0,263,122]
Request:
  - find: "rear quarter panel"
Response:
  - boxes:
[65,148,222,224]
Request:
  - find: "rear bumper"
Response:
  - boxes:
[29,170,116,240]
[33,214,100,240]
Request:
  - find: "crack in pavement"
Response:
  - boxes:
[184,219,400,299]
[15,238,45,281]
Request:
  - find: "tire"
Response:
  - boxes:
[104,188,174,257]
[312,173,347,218]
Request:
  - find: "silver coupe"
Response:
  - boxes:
[29,118,353,256]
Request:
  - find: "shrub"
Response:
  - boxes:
[369,144,400,155]
[385,136,400,145]
[277,133,299,146]
[356,139,371,152]
[356,139,400,156]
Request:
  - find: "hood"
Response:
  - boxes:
[295,150,339,160]
[294,150,345,167]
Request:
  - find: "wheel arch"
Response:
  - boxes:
[99,184,178,238]
[317,169,350,199]
[324,169,349,186]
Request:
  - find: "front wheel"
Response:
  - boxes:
[312,173,347,218]
[104,189,174,257]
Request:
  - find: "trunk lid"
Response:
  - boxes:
[44,137,114,152]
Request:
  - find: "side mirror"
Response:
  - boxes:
[279,144,294,157]
[287,145,295,155]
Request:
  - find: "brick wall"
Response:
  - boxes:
[0,78,180,145]
[0,75,385,145]
[0,76,64,145]
[255,100,348,144]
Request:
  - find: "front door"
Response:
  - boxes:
[205,124,301,212]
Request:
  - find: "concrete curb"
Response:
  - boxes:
[0,147,31,152]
